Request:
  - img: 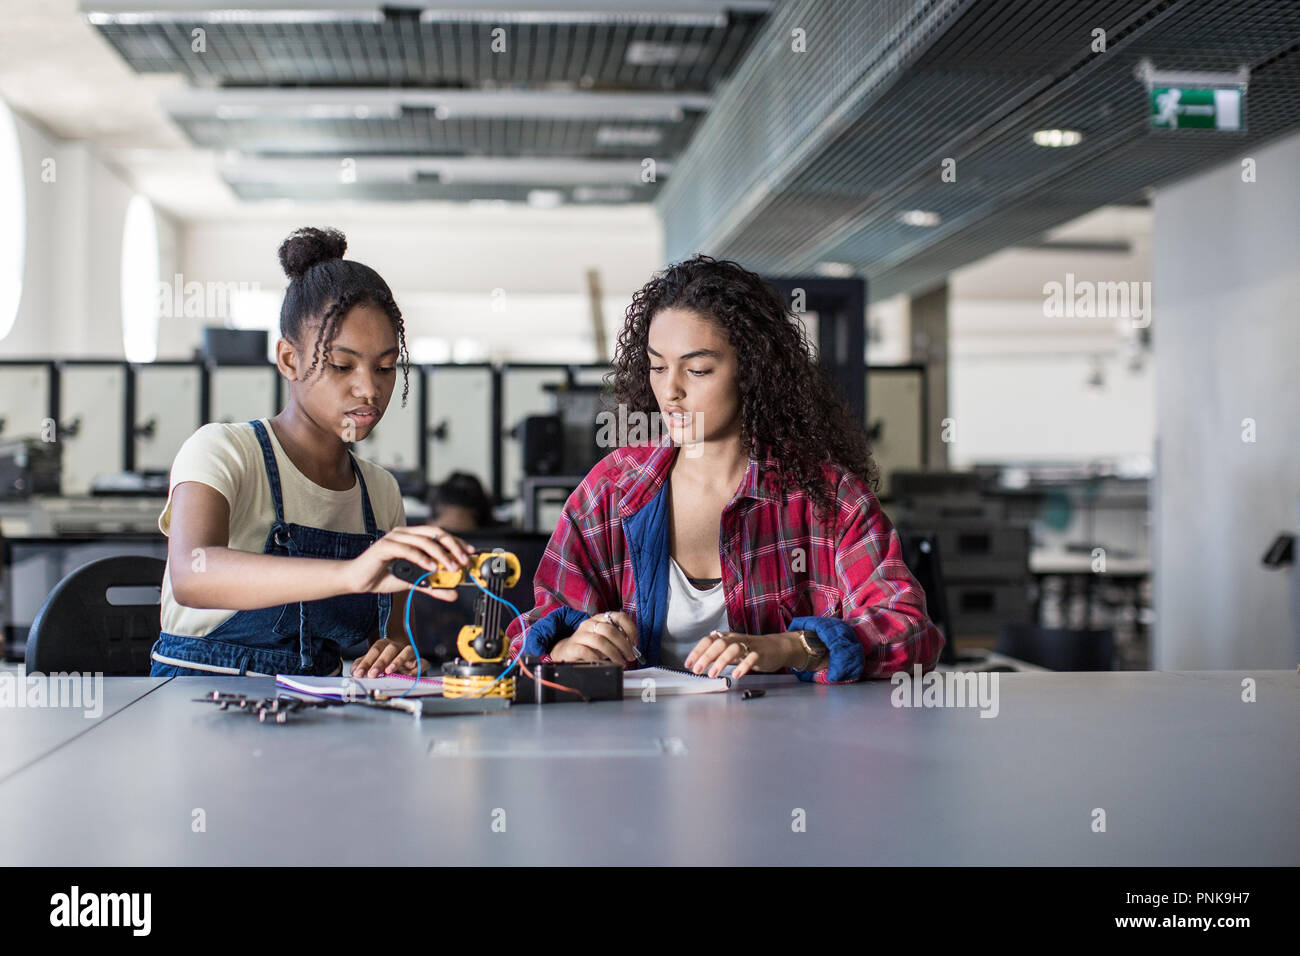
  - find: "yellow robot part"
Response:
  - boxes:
[420,550,521,590]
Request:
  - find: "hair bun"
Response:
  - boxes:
[278,226,347,280]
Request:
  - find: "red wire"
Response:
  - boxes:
[515,655,589,702]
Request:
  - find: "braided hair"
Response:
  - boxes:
[277,226,411,405]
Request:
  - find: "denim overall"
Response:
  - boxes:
[150,419,392,677]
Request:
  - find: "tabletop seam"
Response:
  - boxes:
[0,676,176,789]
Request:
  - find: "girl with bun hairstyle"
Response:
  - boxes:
[150,227,475,678]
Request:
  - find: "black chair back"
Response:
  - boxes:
[25,555,166,676]
[996,624,1115,671]
[897,527,956,664]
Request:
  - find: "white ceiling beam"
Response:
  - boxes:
[218,155,667,185]
[161,88,711,121]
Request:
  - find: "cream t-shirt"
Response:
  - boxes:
[158,419,405,638]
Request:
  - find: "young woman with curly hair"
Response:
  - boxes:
[507,254,944,683]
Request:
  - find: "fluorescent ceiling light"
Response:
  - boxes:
[209,102,402,121]
[418,2,773,26]
[1032,128,1083,147]
[573,186,635,202]
[626,42,705,65]
[527,189,565,209]
[813,262,855,278]
[595,126,665,147]
[86,9,383,25]
[898,209,941,227]
[422,11,724,26]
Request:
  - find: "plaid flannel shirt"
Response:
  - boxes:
[506,437,944,682]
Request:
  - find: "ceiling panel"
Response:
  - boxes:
[658,0,1300,297]
[90,11,768,91]
[85,3,770,205]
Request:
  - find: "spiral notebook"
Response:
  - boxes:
[622,666,731,696]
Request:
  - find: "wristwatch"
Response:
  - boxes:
[795,630,828,671]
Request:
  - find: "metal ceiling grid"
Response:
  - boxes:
[658,0,1300,299]
[91,14,767,91]
[823,2,1300,295]
[176,112,701,158]
[864,64,1300,298]
[743,61,1158,267]
[666,0,1168,265]
[657,0,964,268]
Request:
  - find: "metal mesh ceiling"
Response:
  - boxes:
[658,0,1300,298]
[88,4,768,205]
[92,12,767,91]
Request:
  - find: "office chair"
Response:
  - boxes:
[25,555,166,676]
[995,623,1115,671]
[896,527,957,664]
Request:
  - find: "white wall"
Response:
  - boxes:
[172,208,664,363]
[1151,129,1300,670]
[948,299,1155,467]
[946,209,1156,468]
[2,110,663,366]
[3,107,178,359]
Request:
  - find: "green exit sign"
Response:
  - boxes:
[1150,87,1244,130]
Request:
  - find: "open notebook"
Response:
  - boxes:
[625,666,731,696]
[277,666,730,700]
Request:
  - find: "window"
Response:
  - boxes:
[0,98,24,342]
[120,194,160,363]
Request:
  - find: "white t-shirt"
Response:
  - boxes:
[660,556,730,669]
[158,419,405,638]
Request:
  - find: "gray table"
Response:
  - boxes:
[0,670,1296,865]
[0,674,168,784]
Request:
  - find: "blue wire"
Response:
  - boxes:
[395,569,433,699]
[393,563,530,700]
[463,569,529,697]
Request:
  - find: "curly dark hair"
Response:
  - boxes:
[277,226,411,405]
[609,254,878,520]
